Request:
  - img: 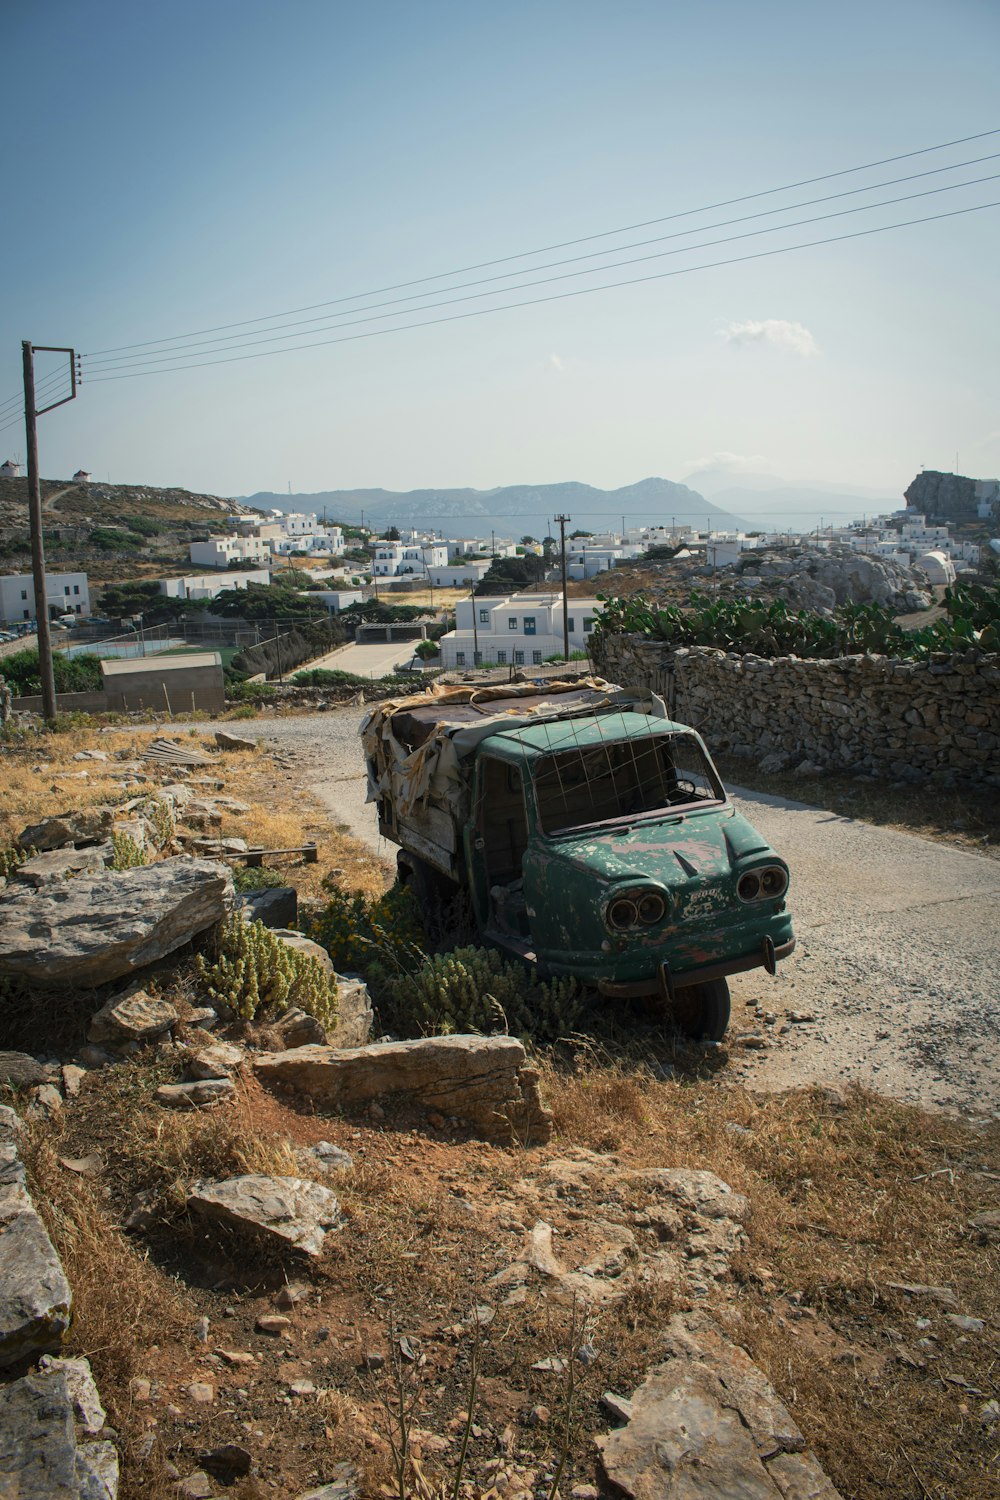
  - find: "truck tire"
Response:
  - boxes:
[671,978,731,1042]
[396,853,471,938]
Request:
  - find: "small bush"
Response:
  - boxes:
[195,916,337,1028]
[108,830,148,870]
[387,945,584,1039]
[232,864,288,894]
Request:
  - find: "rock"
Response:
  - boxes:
[186,836,248,858]
[59,1155,103,1178]
[886,1281,959,1308]
[28,1083,63,1119]
[256,1314,291,1334]
[0,1051,47,1090]
[236,885,298,929]
[38,1356,106,1435]
[527,1404,550,1425]
[275,1281,310,1309]
[62,1065,87,1098]
[524,1221,563,1277]
[88,988,178,1044]
[309,1141,354,1173]
[297,1465,360,1500]
[18,805,115,852]
[156,1079,235,1109]
[600,1391,635,1423]
[78,1047,113,1070]
[13,847,108,887]
[0,1366,116,1499]
[274,1008,328,1049]
[187,1382,215,1404]
[187,1175,344,1258]
[273,930,335,975]
[201,1443,252,1482]
[186,1042,245,1080]
[943,1314,985,1333]
[215,731,257,752]
[597,1310,842,1500]
[0,1134,72,1367]
[254,1035,553,1146]
[176,1471,214,1498]
[969,1209,1000,1237]
[186,1006,218,1029]
[0,858,234,988]
[328,974,373,1050]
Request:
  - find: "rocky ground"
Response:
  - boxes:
[0,717,998,1499]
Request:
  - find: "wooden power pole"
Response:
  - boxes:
[22,342,79,721]
[555,513,571,662]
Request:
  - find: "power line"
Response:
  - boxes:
[83,195,1000,383]
[0,366,71,420]
[83,126,1000,359]
[82,153,1000,371]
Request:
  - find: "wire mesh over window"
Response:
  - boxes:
[533,731,722,835]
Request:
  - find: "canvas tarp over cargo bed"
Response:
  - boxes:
[361,679,667,839]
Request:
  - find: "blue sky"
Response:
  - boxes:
[2,0,998,513]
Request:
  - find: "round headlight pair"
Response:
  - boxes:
[607,890,667,930]
[737,866,788,903]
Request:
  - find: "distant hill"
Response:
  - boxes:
[239,477,746,537]
[682,466,900,532]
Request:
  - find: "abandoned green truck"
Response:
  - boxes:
[362,679,794,1040]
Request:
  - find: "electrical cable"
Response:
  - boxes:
[82,153,1000,371]
[0,367,70,420]
[83,190,1000,381]
[83,125,1000,358]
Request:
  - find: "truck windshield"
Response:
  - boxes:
[533,731,724,835]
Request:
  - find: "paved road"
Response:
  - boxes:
[233,709,1000,1116]
[302,638,418,678]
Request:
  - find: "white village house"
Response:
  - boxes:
[438,593,604,669]
[0,571,90,623]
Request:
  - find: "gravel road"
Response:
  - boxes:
[240,709,1000,1119]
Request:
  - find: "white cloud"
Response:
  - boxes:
[719,319,819,356]
[548,353,565,372]
[683,450,768,473]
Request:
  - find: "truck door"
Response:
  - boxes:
[467,754,530,937]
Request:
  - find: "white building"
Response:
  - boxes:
[438,593,604,670]
[159,568,271,601]
[0,571,90,623]
[72,469,92,482]
[299,589,365,613]
[1,459,22,478]
[916,550,957,586]
[373,542,448,577]
[189,535,270,569]
[427,559,492,588]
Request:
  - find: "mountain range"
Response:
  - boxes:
[681,465,903,531]
[238,477,746,538]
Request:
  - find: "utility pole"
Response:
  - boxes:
[471,585,479,666]
[23,342,79,721]
[555,513,571,662]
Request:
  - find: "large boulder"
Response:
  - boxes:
[254,1036,552,1145]
[88,988,178,1044]
[187,1175,343,1258]
[0,1366,118,1499]
[597,1310,841,1500]
[17,807,115,853]
[0,858,234,988]
[0,1112,72,1368]
[13,847,110,887]
[236,885,298,929]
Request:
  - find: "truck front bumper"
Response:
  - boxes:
[596,935,796,1000]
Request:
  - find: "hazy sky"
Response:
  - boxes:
[3,0,998,510]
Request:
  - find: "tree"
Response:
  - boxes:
[520,535,537,545]
[570,529,594,540]
[474,554,548,595]
[383,526,400,541]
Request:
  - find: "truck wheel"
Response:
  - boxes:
[671,978,731,1042]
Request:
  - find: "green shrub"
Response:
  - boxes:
[1,649,103,697]
[386,946,583,1039]
[232,864,288,894]
[0,846,34,880]
[108,831,148,870]
[195,916,338,1028]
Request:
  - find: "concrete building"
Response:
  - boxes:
[438,593,604,669]
[189,535,270,569]
[159,568,271,601]
[427,559,492,588]
[302,589,365,612]
[374,542,449,577]
[916,550,957,586]
[0,570,90,623]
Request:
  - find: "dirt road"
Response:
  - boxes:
[240,708,1000,1119]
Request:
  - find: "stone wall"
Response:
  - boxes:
[590,635,1000,790]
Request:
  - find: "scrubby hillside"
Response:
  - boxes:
[0,477,259,582]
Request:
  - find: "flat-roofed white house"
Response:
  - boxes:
[427,559,492,588]
[189,535,270,569]
[0,571,90,623]
[159,568,271,601]
[373,542,449,577]
[437,593,604,669]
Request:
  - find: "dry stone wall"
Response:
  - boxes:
[591,636,1000,790]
